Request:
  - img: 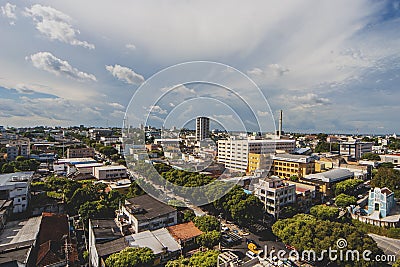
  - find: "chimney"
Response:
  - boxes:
[279,110,283,138]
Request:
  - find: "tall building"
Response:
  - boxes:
[339,141,373,160]
[196,117,210,141]
[253,176,296,218]
[217,139,296,172]
[6,138,30,161]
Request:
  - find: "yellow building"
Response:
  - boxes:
[272,154,315,179]
[248,153,270,173]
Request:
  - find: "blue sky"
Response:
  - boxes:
[0,0,399,134]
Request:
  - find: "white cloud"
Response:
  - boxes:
[257,110,269,117]
[27,52,97,82]
[108,102,125,109]
[105,64,144,85]
[24,4,94,49]
[125,43,136,50]
[1,3,16,24]
[147,105,168,115]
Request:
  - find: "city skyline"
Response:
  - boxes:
[0,0,400,134]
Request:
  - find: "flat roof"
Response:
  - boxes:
[90,219,123,240]
[0,172,34,187]
[56,158,96,164]
[303,169,354,183]
[125,195,176,221]
[0,216,42,247]
[75,163,104,168]
[94,165,127,171]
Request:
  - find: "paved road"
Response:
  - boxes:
[369,233,400,259]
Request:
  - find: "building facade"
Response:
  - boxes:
[6,138,30,161]
[66,147,95,158]
[217,139,296,172]
[196,117,210,141]
[368,187,395,218]
[93,165,128,180]
[339,141,373,160]
[271,153,315,179]
[253,176,296,217]
[0,172,34,213]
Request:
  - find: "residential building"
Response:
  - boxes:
[271,153,315,179]
[0,171,34,213]
[53,157,96,175]
[6,138,30,161]
[89,128,113,140]
[287,181,318,209]
[339,141,373,160]
[88,219,181,267]
[66,147,95,158]
[248,153,270,173]
[302,169,354,197]
[217,139,296,172]
[379,154,400,165]
[0,199,12,229]
[167,221,203,251]
[196,117,210,141]
[93,165,128,180]
[117,195,178,234]
[253,176,296,217]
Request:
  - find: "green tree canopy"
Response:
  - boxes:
[371,167,400,197]
[193,215,220,232]
[334,179,363,196]
[105,247,155,267]
[361,152,381,161]
[335,193,357,208]
[165,250,219,267]
[310,205,339,221]
[196,230,221,249]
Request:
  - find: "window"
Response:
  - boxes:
[375,203,379,211]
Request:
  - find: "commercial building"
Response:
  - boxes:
[93,165,128,180]
[379,154,400,165]
[89,128,113,140]
[196,117,210,141]
[53,157,97,175]
[339,141,373,160]
[253,176,296,217]
[271,153,315,179]
[302,169,354,197]
[116,195,178,234]
[6,138,30,161]
[217,139,296,172]
[0,171,34,213]
[248,153,271,174]
[66,147,95,158]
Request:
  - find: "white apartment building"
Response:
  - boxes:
[0,172,34,213]
[93,165,128,180]
[253,176,296,217]
[339,141,373,160]
[217,139,296,172]
[6,138,30,161]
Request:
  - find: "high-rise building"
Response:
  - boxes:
[196,117,210,141]
[6,138,30,161]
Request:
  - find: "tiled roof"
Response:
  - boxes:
[167,222,203,242]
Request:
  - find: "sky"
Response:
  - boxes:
[0,0,399,134]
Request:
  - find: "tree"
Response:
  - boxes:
[335,193,357,208]
[334,179,363,196]
[289,175,299,182]
[182,210,195,223]
[16,156,26,161]
[279,204,300,219]
[196,230,221,248]
[272,214,383,267]
[99,146,118,157]
[194,215,220,232]
[361,152,381,161]
[165,250,219,267]
[371,167,400,197]
[310,205,339,221]
[1,163,14,173]
[105,247,155,267]
[378,162,395,169]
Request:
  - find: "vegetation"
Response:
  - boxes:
[334,179,363,196]
[310,205,339,221]
[193,215,220,232]
[182,210,196,223]
[361,152,381,161]
[165,250,220,267]
[335,193,357,208]
[289,175,299,182]
[314,141,339,153]
[371,167,400,197]
[105,247,155,267]
[0,159,40,173]
[272,214,383,267]
[279,203,301,219]
[352,220,400,239]
[196,230,221,249]
[213,185,264,226]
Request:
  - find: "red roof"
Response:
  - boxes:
[36,240,63,267]
[167,222,203,242]
[38,213,69,245]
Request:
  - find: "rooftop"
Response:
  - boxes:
[0,171,34,187]
[125,195,176,221]
[94,165,127,171]
[0,216,42,247]
[167,222,203,242]
[303,169,354,183]
[90,219,123,241]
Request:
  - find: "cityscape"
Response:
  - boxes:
[1,1,400,267]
